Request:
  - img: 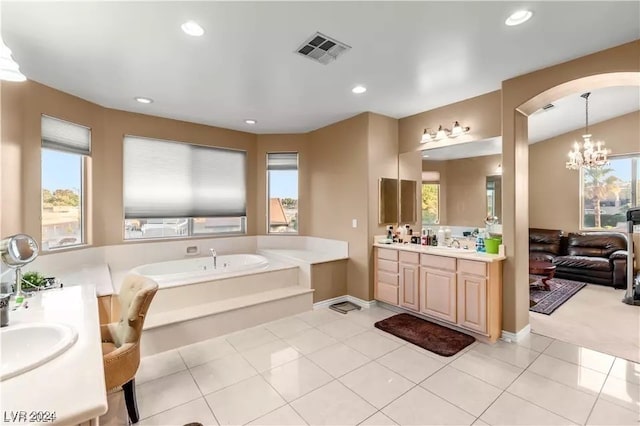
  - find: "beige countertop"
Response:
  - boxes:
[373,242,506,262]
[0,285,108,425]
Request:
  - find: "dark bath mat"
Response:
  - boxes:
[375,313,475,357]
[183,423,203,426]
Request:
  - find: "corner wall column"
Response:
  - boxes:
[501,109,530,333]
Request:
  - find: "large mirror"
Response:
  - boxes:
[379,178,398,224]
[418,137,503,229]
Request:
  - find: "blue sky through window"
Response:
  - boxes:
[269,170,298,199]
[42,149,81,191]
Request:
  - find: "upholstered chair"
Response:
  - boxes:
[101,274,159,424]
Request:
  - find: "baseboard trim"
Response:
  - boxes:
[313,295,377,310]
[501,324,531,342]
[313,295,348,310]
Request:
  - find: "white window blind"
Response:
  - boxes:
[267,153,298,170]
[123,136,247,219]
[41,115,91,155]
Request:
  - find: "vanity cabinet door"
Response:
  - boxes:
[457,273,488,333]
[420,268,457,323]
[399,263,419,311]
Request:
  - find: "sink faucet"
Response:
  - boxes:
[449,239,461,249]
[209,248,217,269]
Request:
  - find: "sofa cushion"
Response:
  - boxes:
[566,232,626,258]
[529,228,563,255]
[554,255,611,272]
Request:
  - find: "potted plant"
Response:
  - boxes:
[21,271,48,292]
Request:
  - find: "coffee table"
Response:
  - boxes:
[529,260,556,291]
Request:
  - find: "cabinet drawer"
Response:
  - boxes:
[421,254,456,271]
[377,282,399,305]
[377,248,399,261]
[378,271,399,286]
[458,259,487,277]
[378,259,399,273]
[399,251,419,264]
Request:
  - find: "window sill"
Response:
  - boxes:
[41,243,91,255]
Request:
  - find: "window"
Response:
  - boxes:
[581,154,639,229]
[421,183,440,225]
[267,153,298,233]
[123,136,247,240]
[421,171,440,225]
[41,115,90,250]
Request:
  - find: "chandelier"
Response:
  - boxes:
[565,92,609,170]
[421,121,470,143]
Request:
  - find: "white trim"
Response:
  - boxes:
[313,295,377,310]
[500,324,531,342]
[347,295,377,309]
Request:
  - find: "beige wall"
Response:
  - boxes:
[1,83,24,237]
[530,111,640,232]
[2,80,258,248]
[308,113,371,300]
[398,90,501,154]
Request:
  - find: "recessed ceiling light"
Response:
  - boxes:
[505,10,533,26]
[181,20,205,37]
[352,85,367,94]
[244,119,257,125]
[134,97,153,104]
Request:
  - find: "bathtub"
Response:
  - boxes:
[131,254,269,287]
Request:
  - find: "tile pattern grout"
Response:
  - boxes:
[101,306,640,426]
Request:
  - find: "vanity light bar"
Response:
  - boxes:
[420,121,470,143]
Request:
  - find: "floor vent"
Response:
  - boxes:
[329,301,362,314]
[295,32,351,65]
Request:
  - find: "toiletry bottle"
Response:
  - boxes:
[432,233,438,246]
[476,228,486,253]
[387,226,393,240]
[437,228,445,246]
[444,228,451,245]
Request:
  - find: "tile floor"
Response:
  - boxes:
[101,306,640,426]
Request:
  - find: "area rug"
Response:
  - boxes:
[529,275,587,315]
[374,313,475,356]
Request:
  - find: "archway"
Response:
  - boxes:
[500,39,640,338]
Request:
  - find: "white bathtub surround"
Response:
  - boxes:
[21,236,348,357]
[131,254,271,287]
[1,285,107,425]
[27,235,347,294]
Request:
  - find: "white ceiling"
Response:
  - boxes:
[422,85,640,160]
[2,2,639,134]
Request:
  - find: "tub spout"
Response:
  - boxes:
[209,248,217,269]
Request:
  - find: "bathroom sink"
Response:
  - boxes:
[0,322,78,381]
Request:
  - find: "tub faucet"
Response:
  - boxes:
[209,248,217,269]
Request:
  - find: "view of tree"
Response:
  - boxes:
[42,189,80,207]
[280,198,298,209]
[422,183,439,224]
[583,167,618,228]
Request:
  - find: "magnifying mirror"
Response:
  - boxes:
[0,234,39,298]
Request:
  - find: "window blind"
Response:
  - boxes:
[41,115,91,155]
[123,136,247,219]
[267,152,298,170]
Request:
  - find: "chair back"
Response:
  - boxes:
[111,274,159,347]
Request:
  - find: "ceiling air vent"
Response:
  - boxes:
[295,32,351,65]
[542,103,555,111]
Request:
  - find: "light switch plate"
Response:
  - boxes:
[352,219,358,228]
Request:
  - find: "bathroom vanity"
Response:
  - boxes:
[0,285,108,425]
[373,243,505,342]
